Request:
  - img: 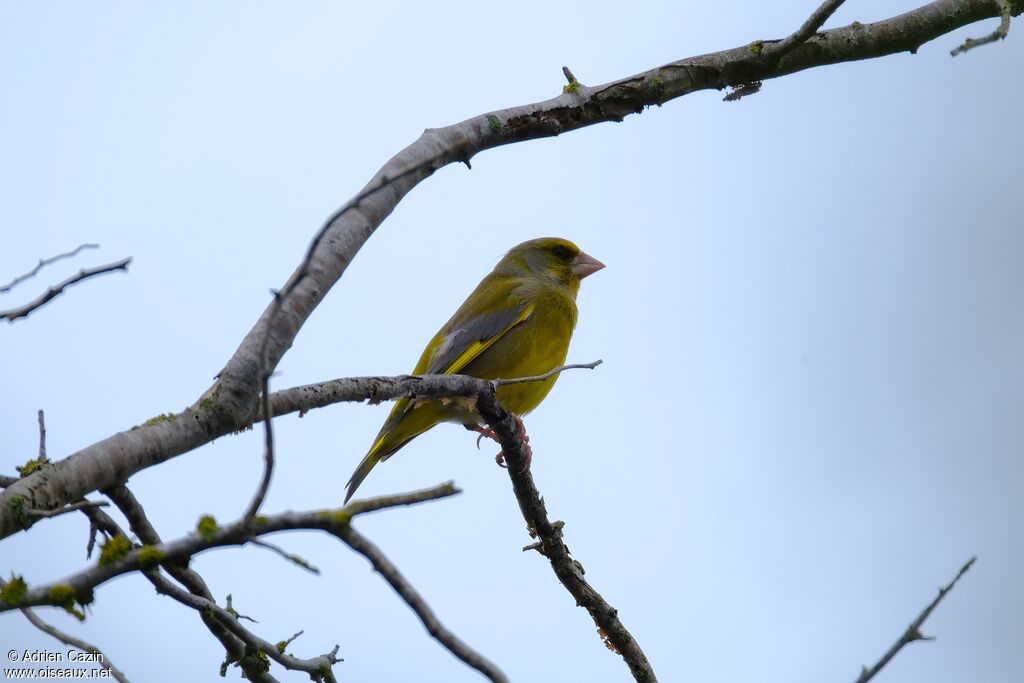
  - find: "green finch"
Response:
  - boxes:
[345,237,604,502]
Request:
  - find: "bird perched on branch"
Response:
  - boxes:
[345,237,604,502]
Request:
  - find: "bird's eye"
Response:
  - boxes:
[551,245,574,260]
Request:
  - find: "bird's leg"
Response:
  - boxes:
[466,418,532,470]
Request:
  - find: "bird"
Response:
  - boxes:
[344,237,604,503]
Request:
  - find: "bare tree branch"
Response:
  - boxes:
[143,567,337,682]
[0,484,462,612]
[0,366,592,536]
[952,0,1014,53]
[21,606,130,683]
[102,485,279,682]
[337,522,510,683]
[24,500,109,521]
[243,330,277,525]
[761,0,848,63]
[1,257,132,323]
[1,0,1019,541]
[3,482,506,682]
[250,538,321,575]
[0,243,98,293]
[854,557,977,683]
[472,392,657,682]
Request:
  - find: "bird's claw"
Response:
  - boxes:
[467,424,499,450]
[470,416,532,470]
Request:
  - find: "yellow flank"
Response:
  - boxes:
[345,237,605,502]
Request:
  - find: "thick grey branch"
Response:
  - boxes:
[2,0,1019,540]
[1,257,132,322]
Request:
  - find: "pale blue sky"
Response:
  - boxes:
[2,2,1023,682]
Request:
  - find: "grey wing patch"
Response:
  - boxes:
[425,305,528,375]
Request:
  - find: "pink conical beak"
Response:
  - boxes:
[571,251,605,279]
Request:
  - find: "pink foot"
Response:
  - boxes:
[467,418,532,470]
[494,415,532,471]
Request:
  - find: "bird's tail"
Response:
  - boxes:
[344,428,411,503]
[344,449,381,504]
[345,398,438,503]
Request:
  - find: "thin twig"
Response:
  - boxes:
[474,391,657,683]
[145,569,339,682]
[854,556,977,683]
[21,607,130,682]
[225,593,259,623]
[762,0,848,62]
[103,485,278,682]
[37,409,47,462]
[251,539,321,575]
[951,0,1013,54]
[492,360,603,387]
[338,523,510,683]
[278,630,305,653]
[244,295,280,525]
[0,243,99,293]
[1,257,132,322]
[25,500,109,520]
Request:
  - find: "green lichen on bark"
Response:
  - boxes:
[48,584,87,621]
[16,457,47,477]
[136,545,166,568]
[197,514,218,541]
[99,534,132,566]
[1,576,28,605]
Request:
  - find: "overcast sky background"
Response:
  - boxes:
[2,2,1023,682]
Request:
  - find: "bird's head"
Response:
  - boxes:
[499,237,605,292]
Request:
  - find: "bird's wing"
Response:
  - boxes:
[424,303,534,376]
